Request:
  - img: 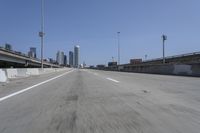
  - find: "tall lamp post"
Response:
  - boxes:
[162,34,167,64]
[117,32,120,65]
[39,0,45,68]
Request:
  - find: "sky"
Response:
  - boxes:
[0,0,200,66]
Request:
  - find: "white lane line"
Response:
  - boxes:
[106,78,119,83]
[0,69,74,103]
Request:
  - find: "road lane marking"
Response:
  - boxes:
[106,78,119,83]
[0,69,74,103]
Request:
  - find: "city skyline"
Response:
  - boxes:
[0,0,200,65]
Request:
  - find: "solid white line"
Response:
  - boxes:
[0,69,74,103]
[106,78,119,83]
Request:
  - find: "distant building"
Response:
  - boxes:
[108,62,117,67]
[49,58,57,64]
[28,47,37,58]
[130,59,142,64]
[56,51,64,65]
[89,65,95,69]
[49,58,53,63]
[96,64,105,70]
[64,55,67,66]
[5,43,12,51]
[74,45,80,68]
[108,62,118,71]
[83,61,86,68]
[69,51,73,67]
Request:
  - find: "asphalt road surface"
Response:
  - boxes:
[0,69,200,133]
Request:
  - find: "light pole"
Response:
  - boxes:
[162,34,167,64]
[39,0,45,68]
[117,32,120,65]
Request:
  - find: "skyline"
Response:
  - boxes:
[0,0,200,65]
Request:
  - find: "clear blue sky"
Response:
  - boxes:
[0,0,200,66]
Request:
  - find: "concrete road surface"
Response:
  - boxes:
[0,69,200,133]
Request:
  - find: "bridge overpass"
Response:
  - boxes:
[0,47,60,68]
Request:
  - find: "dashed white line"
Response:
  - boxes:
[106,78,119,83]
[0,69,74,103]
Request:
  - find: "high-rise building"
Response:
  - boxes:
[5,43,12,51]
[56,51,64,65]
[74,45,80,68]
[28,47,37,58]
[64,55,67,66]
[69,51,73,67]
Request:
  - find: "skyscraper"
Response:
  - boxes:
[69,51,73,67]
[56,51,64,65]
[28,47,37,58]
[64,55,67,66]
[5,43,12,51]
[74,45,80,68]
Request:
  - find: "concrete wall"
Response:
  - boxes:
[120,64,200,77]
[0,69,7,82]
[0,68,71,82]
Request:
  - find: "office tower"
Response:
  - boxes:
[64,55,67,66]
[5,43,12,51]
[28,47,37,58]
[74,45,80,68]
[56,51,64,65]
[69,51,73,67]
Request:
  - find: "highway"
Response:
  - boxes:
[0,69,200,133]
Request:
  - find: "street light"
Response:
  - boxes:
[162,34,167,64]
[39,0,45,68]
[117,32,120,65]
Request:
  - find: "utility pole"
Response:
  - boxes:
[117,32,120,65]
[39,0,45,68]
[162,34,167,64]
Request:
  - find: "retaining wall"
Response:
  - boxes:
[120,64,200,77]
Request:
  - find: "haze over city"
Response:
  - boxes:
[0,0,200,65]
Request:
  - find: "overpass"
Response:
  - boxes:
[0,47,60,68]
[142,51,200,65]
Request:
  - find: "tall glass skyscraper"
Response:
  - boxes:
[69,51,73,67]
[56,51,64,65]
[74,45,80,68]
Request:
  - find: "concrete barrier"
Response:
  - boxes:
[0,68,72,83]
[173,65,192,75]
[6,69,18,78]
[17,69,28,77]
[115,63,200,77]
[26,69,39,75]
[0,69,7,82]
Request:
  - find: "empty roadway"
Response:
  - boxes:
[0,69,200,133]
